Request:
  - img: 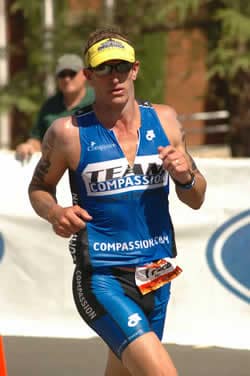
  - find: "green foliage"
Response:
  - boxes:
[167,1,250,116]
[0,0,101,127]
[165,1,250,77]
[114,0,172,31]
[135,32,167,103]
[168,0,250,155]
[112,1,170,102]
[164,0,201,22]
[216,9,250,41]
[3,0,250,146]
[209,7,250,77]
[1,0,168,137]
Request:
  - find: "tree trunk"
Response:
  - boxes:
[229,118,250,157]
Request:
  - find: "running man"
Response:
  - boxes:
[28,28,207,376]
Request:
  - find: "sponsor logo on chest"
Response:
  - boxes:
[82,155,168,196]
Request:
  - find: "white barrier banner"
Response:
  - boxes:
[0,151,249,349]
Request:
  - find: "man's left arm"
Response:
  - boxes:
[155,104,207,209]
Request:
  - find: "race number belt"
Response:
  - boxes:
[135,258,182,295]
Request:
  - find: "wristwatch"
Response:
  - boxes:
[173,172,195,190]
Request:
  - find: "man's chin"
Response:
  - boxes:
[111,94,127,104]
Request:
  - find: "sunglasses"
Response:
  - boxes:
[57,70,77,79]
[91,61,133,76]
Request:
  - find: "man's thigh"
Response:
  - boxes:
[73,266,171,360]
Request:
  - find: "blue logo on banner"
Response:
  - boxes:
[0,232,4,262]
[206,210,250,304]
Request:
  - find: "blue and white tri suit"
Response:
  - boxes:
[70,101,177,358]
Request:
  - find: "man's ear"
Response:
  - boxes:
[132,61,140,81]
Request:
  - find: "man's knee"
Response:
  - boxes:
[121,332,178,376]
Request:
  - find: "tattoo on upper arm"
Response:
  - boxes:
[42,129,55,159]
[31,159,51,187]
[30,129,55,188]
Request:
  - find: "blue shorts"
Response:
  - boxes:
[72,265,171,359]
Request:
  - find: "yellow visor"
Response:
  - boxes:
[84,38,135,68]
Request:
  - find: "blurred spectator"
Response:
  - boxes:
[15,54,95,162]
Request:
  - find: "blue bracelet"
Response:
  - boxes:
[173,173,195,190]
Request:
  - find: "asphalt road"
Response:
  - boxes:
[3,336,250,376]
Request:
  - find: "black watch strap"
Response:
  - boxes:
[173,172,195,190]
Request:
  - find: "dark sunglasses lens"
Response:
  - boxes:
[58,70,77,78]
[93,62,133,76]
[116,62,133,73]
[94,64,111,76]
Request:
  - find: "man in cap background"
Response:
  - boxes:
[16,54,95,162]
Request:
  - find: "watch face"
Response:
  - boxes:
[173,173,195,189]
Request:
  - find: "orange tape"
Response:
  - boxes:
[0,336,8,376]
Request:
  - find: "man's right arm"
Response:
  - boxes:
[28,119,92,238]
